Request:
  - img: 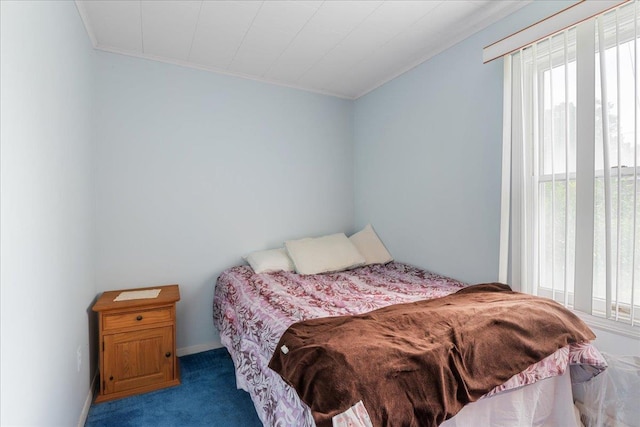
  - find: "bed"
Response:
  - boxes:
[213,261,606,427]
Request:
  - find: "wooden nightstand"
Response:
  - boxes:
[92,284,181,403]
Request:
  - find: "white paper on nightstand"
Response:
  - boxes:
[114,289,161,302]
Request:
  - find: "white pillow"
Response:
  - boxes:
[349,224,393,265]
[244,248,295,274]
[285,233,366,275]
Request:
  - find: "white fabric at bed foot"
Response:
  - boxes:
[441,370,580,427]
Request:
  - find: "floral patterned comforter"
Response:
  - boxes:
[212,262,606,427]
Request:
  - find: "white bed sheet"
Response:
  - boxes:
[442,370,580,427]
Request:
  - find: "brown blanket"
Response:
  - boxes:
[268,283,595,427]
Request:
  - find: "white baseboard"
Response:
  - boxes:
[176,342,222,357]
[77,372,97,427]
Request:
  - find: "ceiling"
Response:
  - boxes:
[75,0,530,99]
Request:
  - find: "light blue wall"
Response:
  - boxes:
[0,1,96,425]
[93,52,354,351]
[353,1,574,284]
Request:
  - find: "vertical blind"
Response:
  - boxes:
[504,0,639,327]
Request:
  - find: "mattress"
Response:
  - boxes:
[213,262,606,426]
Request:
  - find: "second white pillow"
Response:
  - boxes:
[285,233,365,275]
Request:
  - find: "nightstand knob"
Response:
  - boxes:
[109,376,113,381]
[165,352,171,358]
[136,315,143,321]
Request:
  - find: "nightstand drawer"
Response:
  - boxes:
[103,307,173,331]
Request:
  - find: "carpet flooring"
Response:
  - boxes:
[85,348,262,427]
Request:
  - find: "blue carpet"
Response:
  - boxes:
[85,348,262,427]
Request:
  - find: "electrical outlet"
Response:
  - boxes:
[76,346,82,373]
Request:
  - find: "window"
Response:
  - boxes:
[504,1,639,329]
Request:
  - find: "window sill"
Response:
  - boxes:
[574,311,640,340]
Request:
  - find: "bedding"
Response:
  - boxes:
[213,262,606,427]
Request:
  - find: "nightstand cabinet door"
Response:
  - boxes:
[103,326,174,394]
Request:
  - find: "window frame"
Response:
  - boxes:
[502,4,640,337]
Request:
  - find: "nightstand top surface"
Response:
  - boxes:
[93,284,180,312]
